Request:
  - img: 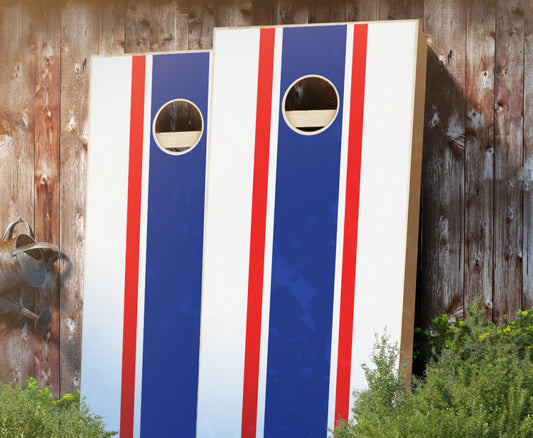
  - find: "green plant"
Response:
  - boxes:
[334,304,533,438]
[0,378,117,437]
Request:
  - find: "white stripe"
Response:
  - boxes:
[326,23,354,435]
[82,56,132,433]
[197,28,261,438]
[133,55,152,438]
[350,21,419,412]
[255,26,283,438]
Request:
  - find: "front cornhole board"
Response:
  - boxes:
[81,50,210,437]
[197,20,426,438]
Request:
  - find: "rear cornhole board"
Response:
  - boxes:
[82,51,210,437]
[197,21,426,437]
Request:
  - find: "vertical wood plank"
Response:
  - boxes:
[346,1,423,23]
[464,0,495,318]
[393,0,424,21]
[308,0,345,23]
[60,0,99,396]
[522,0,533,310]
[345,0,378,22]
[494,0,524,322]
[125,0,150,54]
[98,0,126,55]
[252,0,274,25]
[378,0,396,20]
[188,0,214,49]
[150,0,188,52]
[0,1,35,389]
[34,0,61,397]
[274,0,308,25]
[214,0,252,27]
[420,0,466,326]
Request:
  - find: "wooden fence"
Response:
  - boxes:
[0,0,531,398]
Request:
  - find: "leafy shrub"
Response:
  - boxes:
[414,305,533,375]
[334,305,533,438]
[0,378,116,437]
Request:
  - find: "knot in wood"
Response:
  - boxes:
[504,244,513,260]
[506,206,514,223]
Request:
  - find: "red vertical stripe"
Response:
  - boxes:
[335,24,368,425]
[241,28,276,438]
[120,55,146,438]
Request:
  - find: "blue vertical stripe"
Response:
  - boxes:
[140,52,209,438]
[264,25,347,437]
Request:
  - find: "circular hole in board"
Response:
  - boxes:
[152,99,204,155]
[282,75,339,135]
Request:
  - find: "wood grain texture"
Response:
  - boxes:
[34,0,61,397]
[59,0,99,396]
[0,1,36,389]
[215,0,252,27]
[308,0,345,23]
[393,0,423,21]
[345,0,378,22]
[420,0,466,326]
[252,0,274,25]
[378,0,396,20]
[524,0,533,310]
[188,0,214,49]
[274,0,308,24]
[464,0,495,319]
[494,0,524,323]
[150,0,188,52]
[125,0,150,53]
[98,0,126,54]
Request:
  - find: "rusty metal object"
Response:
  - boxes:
[0,218,59,333]
[0,295,51,334]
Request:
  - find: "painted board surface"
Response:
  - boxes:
[82,51,210,438]
[197,21,426,438]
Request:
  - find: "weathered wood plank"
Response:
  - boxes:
[0,0,36,389]
[188,0,214,49]
[150,0,188,52]
[252,0,274,25]
[215,0,252,27]
[348,0,423,22]
[308,0,345,23]
[345,0,378,22]
[125,0,151,54]
[464,0,495,319]
[494,0,524,322]
[394,0,423,21]
[378,0,396,20]
[274,0,308,24]
[98,0,126,55]
[523,0,533,310]
[420,0,466,326]
[60,0,99,396]
[34,0,61,397]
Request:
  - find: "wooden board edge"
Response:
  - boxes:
[212,18,423,32]
[399,22,427,377]
[91,48,212,60]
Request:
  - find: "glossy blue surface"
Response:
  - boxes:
[140,52,209,438]
[264,25,347,438]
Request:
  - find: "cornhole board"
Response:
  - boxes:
[197,20,426,438]
[81,51,210,437]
